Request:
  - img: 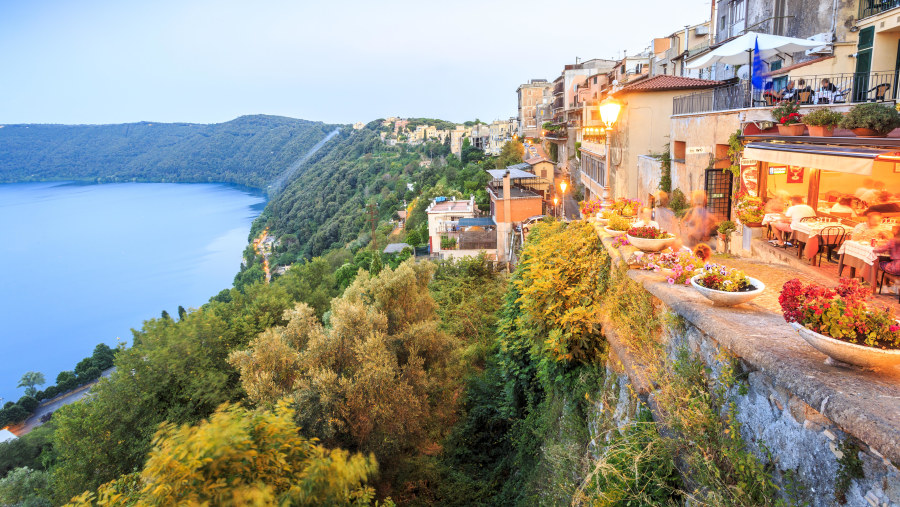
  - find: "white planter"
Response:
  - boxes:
[626,234,676,252]
[596,217,609,226]
[603,227,627,237]
[791,322,900,369]
[690,275,765,306]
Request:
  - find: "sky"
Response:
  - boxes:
[0,0,712,126]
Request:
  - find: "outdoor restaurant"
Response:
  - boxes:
[740,132,900,296]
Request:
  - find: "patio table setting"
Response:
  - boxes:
[837,239,887,292]
[791,219,853,262]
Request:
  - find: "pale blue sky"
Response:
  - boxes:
[0,0,712,125]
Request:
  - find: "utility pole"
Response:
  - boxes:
[367,203,378,251]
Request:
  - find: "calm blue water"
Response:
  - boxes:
[0,182,265,403]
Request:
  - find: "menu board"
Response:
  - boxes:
[739,158,759,196]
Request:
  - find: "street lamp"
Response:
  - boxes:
[559,180,568,219]
[598,98,622,206]
[553,196,559,218]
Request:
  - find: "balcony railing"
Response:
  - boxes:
[860,0,900,19]
[672,71,897,115]
[458,230,497,250]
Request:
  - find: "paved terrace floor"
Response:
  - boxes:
[592,222,900,465]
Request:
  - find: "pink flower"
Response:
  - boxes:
[667,278,675,284]
[890,325,899,333]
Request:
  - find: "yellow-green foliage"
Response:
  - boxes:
[515,220,611,362]
[67,401,384,506]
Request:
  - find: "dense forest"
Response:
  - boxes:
[0,115,341,189]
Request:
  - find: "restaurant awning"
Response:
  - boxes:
[743,142,900,176]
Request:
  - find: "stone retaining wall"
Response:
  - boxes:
[591,231,900,506]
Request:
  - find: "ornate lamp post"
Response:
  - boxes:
[553,196,559,218]
[597,98,622,206]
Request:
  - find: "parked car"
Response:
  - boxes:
[522,215,548,234]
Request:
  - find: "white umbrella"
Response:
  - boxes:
[686,31,823,69]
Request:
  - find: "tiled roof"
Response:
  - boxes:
[618,75,723,93]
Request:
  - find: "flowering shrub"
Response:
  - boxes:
[637,251,704,285]
[611,197,641,217]
[779,278,900,349]
[580,197,603,217]
[601,210,620,220]
[772,101,802,125]
[607,215,633,232]
[694,264,755,292]
[733,191,764,224]
[626,226,672,239]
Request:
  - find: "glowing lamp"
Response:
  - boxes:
[560,181,567,193]
[598,98,622,128]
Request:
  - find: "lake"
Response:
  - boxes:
[0,182,265,403]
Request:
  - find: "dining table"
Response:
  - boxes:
[837,239,886,293]
[791,221,853,262]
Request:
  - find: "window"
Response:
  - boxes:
[673,141,686,162]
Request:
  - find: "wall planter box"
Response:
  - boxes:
[791,322,900,369]
[806,125,834,137]
[777,124,806,136]
[690,275,765,306]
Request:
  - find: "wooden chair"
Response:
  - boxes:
[798,90,812,104]
[868,83,891,102]
[816,226,847,266]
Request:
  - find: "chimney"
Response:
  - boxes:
[502,170,512,224]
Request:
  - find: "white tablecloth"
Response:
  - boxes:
[762,213,783,226]
[791,222,852,238]
[838,240,879,265]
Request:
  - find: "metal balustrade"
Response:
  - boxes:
[673,71,897,116]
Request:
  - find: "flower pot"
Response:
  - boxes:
[806,125,834,137]
[777,124,806,136]
[603,226,626,237]
[852,128,886,138]
[626,234,675,252]
[741,222,763,228]
[690,275,765,306]
[791,322,900,369]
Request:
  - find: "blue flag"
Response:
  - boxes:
[751,37,767,90]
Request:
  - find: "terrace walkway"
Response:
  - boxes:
[592,221,900,477]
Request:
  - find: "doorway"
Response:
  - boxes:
[705,169,733,220]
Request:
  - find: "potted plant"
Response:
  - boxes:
[603,215,632,236]
[626,226,676,252]
[636,251,704,284]
[772,101,805,136]
[803,108,843,137]
[717,220,737,253]
[598,209,619,225]
[839,102,900,137]
[579,197,602,220]
[779,278,900,368]
[611,197,641,217]
[691,263,765,306]
[733,191,764,227]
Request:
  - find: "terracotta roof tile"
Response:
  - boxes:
[618,75,723,93]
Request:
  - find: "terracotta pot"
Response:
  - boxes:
[742,221,763,227]
[852,127,887,138]
[777,124,806,136]
[806,125,834,137]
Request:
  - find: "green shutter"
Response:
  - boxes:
[858,26,874,51]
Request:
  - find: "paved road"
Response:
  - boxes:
[11,368,114,436]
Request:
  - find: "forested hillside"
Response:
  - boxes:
[0,115,342,189]
[255,121,519,263]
